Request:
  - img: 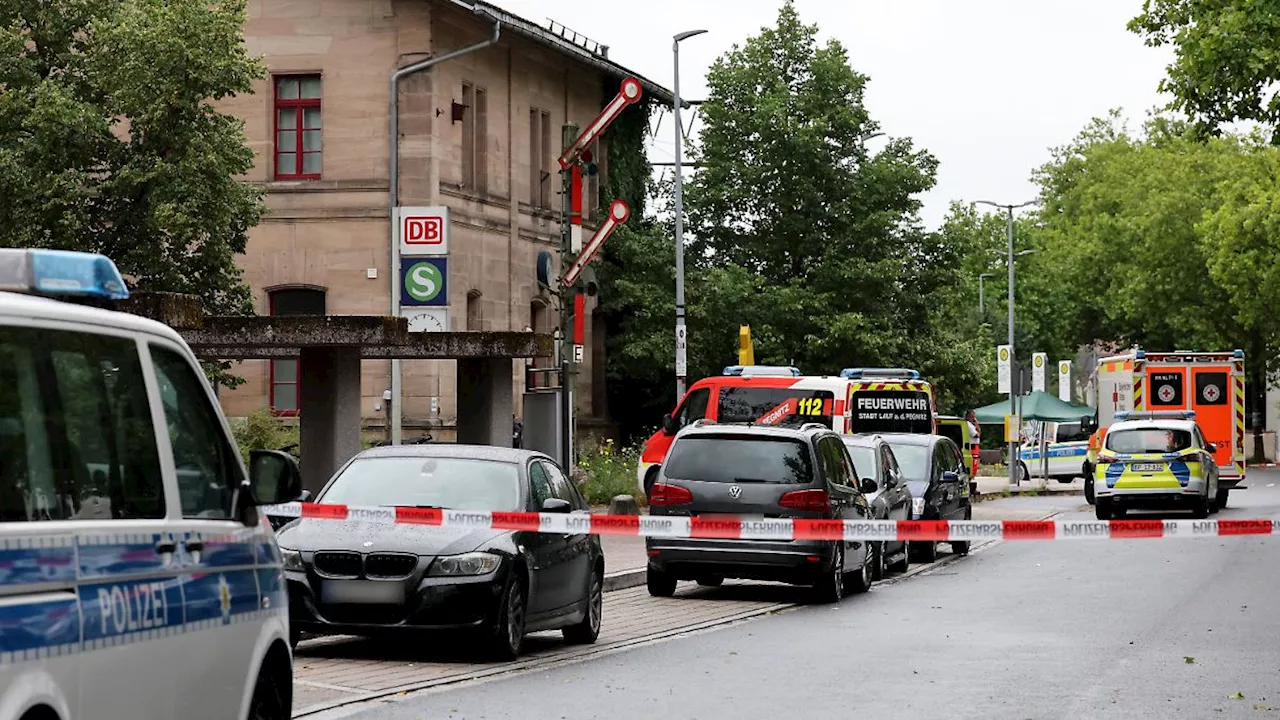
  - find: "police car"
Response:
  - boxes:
[1093,411,1220,521]
[0,249,302,720]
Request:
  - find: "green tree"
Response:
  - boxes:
[685,2,955,379]
[0,0,264,316]
[1021,114,1280,449]
[1130,0,1280,136]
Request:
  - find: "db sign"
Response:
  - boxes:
[397,206,449,256]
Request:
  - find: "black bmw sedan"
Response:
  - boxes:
[275,445,604,659]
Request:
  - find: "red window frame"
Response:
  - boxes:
[273,74,322,180]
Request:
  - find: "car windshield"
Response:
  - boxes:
[1106,429,1193,454]
[843,444,878,482]
[664,436,813,484]
[318,456,522,511]
[885,443,930,481]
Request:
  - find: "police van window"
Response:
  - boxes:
[150,346,242,519]
[0,327,164,521]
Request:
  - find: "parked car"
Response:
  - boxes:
[275,445,604,659]
[646,421,874,603]
[880,433,973,562]
[841,434,912,579]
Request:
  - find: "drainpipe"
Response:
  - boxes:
[389,8,501,445]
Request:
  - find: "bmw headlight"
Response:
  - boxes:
[280,548,305,572]
[429,552,501,577]
[911,498,926,519]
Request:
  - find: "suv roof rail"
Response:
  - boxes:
[1114,410,1196,421]
[798,422,829,432]
[839,367,921,380]
[722,364,803,377]
[0,248,130,304]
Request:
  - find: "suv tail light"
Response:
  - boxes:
[778,489,830,512]
[650,483,693,506]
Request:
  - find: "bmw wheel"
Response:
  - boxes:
[489,575,527,659]
[563,567,602,644]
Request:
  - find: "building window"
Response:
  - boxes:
[274,75,322,180]
[268,287,326,415]
[466,289,483,331]
[461,82,488,193]
[528,299,549,389]
[529,108,552,208]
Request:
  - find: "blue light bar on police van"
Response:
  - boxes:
[722,365,802,377]
[0,249,129,301]
[839,367,921,380]
[1114,410,1196,421]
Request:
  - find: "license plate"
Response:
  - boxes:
[321,580,405,604]
[1132,463,1165,473]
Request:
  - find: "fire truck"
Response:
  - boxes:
[1089,349,1246,508]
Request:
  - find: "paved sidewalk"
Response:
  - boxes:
[294,582,793,717]
[975,474,1084,498]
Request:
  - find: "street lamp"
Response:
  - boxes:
[978,273,993,316]
[672,28,707,401]
[976,199,1036,487]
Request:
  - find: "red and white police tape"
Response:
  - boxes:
[263,503,1280,541]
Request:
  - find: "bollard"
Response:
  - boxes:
[608,494,640,516]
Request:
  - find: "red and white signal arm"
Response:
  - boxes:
[397,206,450,256]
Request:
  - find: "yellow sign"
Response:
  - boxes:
[738,325,754,365]
[999,347,1010,361]
[1034,355,1044,368]
[797,397,825,416]
[1004,415,1020,442]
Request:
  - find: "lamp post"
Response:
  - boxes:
[978,272,993,317]
[977,199,1036,486]
[672,29,707,402]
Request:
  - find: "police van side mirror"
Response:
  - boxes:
[248,449,303,506]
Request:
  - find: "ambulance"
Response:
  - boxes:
[1089,349,1246,508]
[840,368,937,436]
[636,366,937,497]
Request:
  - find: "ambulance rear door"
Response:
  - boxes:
[1188,363,1240,479]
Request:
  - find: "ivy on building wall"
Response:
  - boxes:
[593,88,680,441]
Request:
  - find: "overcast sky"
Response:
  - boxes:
[496,0,1174,229]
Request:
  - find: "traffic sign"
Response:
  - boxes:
[558,78,643,169]
[1032,352,1047,392]
[560,200,630,288]
[401,257,447,306]
[397,206,449,256]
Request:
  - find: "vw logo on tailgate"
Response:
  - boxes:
[728,485,743,499]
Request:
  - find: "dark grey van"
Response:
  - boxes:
[645,421,874,603]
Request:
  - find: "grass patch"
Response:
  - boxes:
[575,440,644,506]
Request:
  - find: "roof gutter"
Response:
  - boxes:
[447,0,682,107]
[388,6,501,445]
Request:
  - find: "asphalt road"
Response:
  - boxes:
[334,472,1280,720]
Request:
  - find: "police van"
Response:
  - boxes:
[0,250,302,720]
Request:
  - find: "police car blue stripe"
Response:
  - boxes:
[79,534,171,578]
[0,529,285,664]
[0,595,79,653]
[80,576,184,643]
[0,546,76,586]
